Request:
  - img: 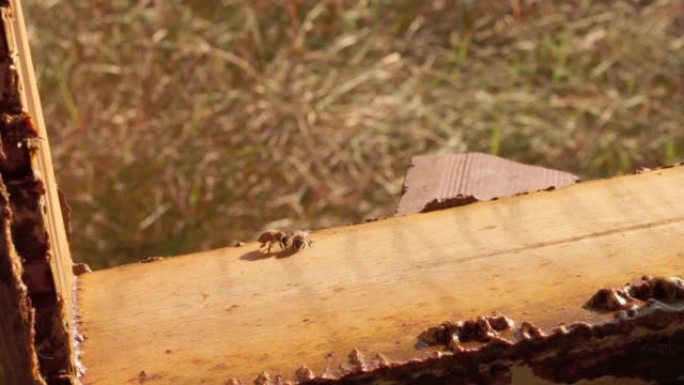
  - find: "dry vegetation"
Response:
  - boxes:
[22,0,684,268]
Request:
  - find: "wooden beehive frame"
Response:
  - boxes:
[0,0,76,384]
[2,1,684,384]
[78,165,684,385]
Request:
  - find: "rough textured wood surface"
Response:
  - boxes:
[0,175,44,385]
[79,166,684,385]
[5,0,74,306]
[0,1,77,383]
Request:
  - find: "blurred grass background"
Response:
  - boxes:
[22,0,683,269]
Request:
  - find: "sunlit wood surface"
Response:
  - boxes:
[79,166,684,385]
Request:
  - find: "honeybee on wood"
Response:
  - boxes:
[258,229,288,253]
[288,230,312,252]
[71,263,92,276]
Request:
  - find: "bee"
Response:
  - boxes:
[71,263,92,276]
[258,229,288,253]
[288,230,312,252]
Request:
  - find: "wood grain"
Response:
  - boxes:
[79,166,684,385]
[396,153,578,215]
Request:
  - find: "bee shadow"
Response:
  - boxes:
[239,248,295,261]
[274,249,297,259]
[239,250,272,261]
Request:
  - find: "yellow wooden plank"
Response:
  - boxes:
[79,166,684,384]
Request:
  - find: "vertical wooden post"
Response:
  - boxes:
[0,1,77,384]
[7,0,74,312]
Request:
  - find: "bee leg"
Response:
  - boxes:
[280,235,291,250]
[267,242,273,253]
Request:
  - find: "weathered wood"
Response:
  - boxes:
[0,1,77,384]
[0,175,44,385]
[78,166,684,384]
[5,0,74,310]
